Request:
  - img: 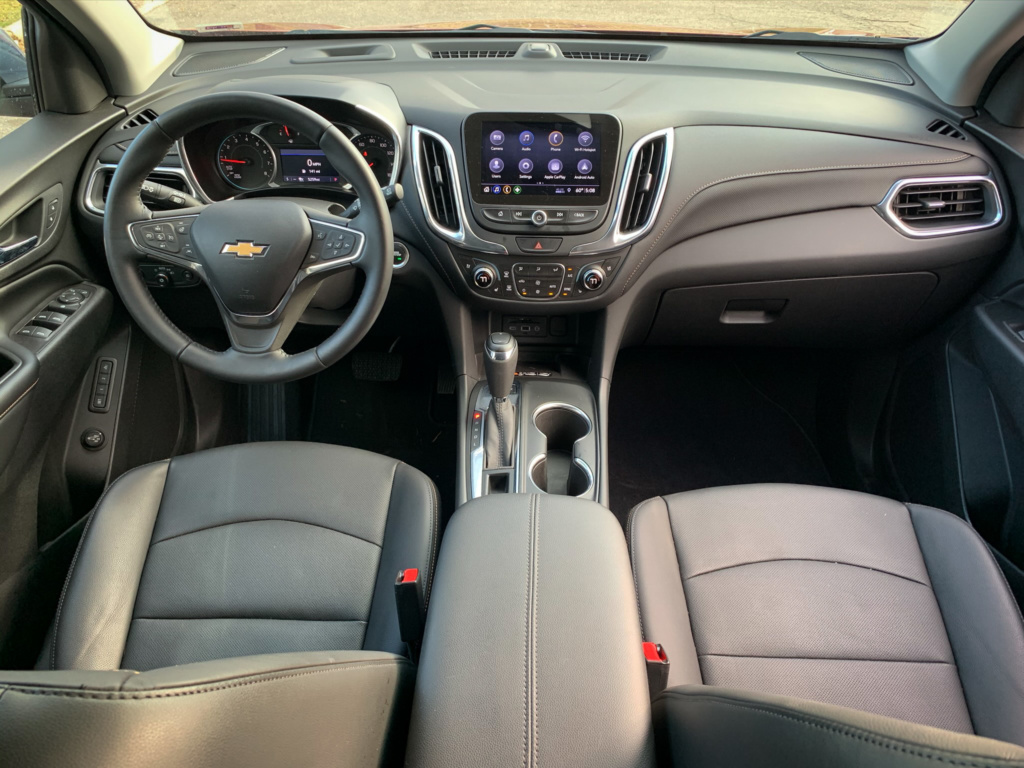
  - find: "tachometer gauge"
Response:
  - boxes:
[217,131,277,190]
[352,133,396,185]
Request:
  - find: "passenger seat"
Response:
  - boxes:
[629,484,1024,765]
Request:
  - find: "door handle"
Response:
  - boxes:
[0,235,38,265]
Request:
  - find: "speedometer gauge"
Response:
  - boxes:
[352,133,395,186]
[217,131,277,190]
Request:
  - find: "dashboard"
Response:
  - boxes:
[74,36,1013,347]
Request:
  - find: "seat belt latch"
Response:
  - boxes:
[643,641,669,698]
[395,568,426,662]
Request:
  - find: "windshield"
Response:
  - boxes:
[130,0,972,41]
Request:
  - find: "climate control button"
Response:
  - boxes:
[473,264,497,288]
[580,265,606,291]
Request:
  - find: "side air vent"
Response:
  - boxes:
[122,109,158,130]
[927,119,966,141]
[431,49,516,59]
[619,132,670,234]
[85,165,196,215]
[880,176,1003,237]
[563,50,650,62]
[417,132,459,232]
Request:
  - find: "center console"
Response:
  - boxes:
[411,114,672,305]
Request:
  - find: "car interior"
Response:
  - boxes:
[1,0,1024,766]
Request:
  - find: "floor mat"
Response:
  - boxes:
[306,336,457,519]
[608,348,833,526]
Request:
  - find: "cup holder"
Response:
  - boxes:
[530,405,594,497]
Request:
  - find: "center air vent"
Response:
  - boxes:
[563,50,650,62]
[431,49,515,59]
[880,176,1003,237]
[416,130,460,232]
[619,132,671,235]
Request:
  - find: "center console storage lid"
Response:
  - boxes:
[405,494,655,768]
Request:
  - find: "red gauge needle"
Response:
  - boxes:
[220,158,247,165]
[283,126,291,137]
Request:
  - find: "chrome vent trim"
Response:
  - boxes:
[431,49,515,59]
[122,108,158,130]
[416,132,459,231]
[619,133,669,234]
[562,51,650,62]
[410,126,506,254]
[878,176,1004,238]
[927,119,966,141]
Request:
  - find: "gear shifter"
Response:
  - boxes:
[484,332,518,468]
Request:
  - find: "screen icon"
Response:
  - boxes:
[489,157,505,173]
[578,131,594,147]
[548,131,564,146]
[577,159,593,174]
[513,185,522,194]
[502,185,512,194]
[519,131,535,146]
[489,130,505,145]
[493,185,502,194]
[547,158,563,174]
[518,158,534,174]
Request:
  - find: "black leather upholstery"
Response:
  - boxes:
[1,651,415,768]
[406,494,655,768]
[629,484,1024,747]
[50,442,439,671]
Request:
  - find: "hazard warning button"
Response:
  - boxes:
[515,237,563,254]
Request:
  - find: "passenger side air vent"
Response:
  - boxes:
[122,109,158,130]
[881,177,1003,237]
[562,50,650,62]
[927,119,966,141]
[619,132,670,235]
[431,49,516,59]
[416,131,460,232]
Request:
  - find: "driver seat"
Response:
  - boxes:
[0,442,437,768]
[49,441,438,670]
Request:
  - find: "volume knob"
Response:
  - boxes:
[472,264,497,289]
[580,265,606,291]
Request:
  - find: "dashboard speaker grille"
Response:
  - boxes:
[895,182,986,226]
[418,134,459,231]
[620,134,668,233]
[562,51,650,62]
[431,49,515,59]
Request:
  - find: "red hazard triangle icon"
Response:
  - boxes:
[533,241,544,250]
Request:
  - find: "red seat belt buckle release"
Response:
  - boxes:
[643,642,669,698]
[395,568,426,662]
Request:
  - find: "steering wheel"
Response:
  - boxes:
[103,93,393,383]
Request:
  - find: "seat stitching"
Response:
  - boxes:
[663,496,703,683]
[685,557,931,587]
[698,653,957,664]
[532,494,540,768]
[425,476,439,606]
[626,502,645,639]
[363,461,400,651]
[619,151,973,295]
[50,460,170,671]
[659,691,1020,767]
[131,616,369,623]
[150,518,383,550]
[4,660,410,700]
[521,494,534,768]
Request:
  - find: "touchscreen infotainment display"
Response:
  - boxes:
[465,113,620,206]
[480,120,601,197]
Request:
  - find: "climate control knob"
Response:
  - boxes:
[473,264,497,289]
[580,265,606,291]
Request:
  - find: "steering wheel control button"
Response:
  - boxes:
[515,237,562,254]
[581,265,607,291]
[473,264,497,289]
[568,209,599,224]
[530,210,548,227]
[81,428,105,451]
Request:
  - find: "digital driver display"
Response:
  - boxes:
[480,120,602,198]
[280,149,341,184]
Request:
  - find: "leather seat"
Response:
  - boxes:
[629,484,1024,754]
[49,441,439,671]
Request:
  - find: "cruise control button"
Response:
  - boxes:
[481,207,511,222]
[516,237,562,254]
[568,209,599,224]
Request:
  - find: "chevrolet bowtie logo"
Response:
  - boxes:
[221,241,269,259]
